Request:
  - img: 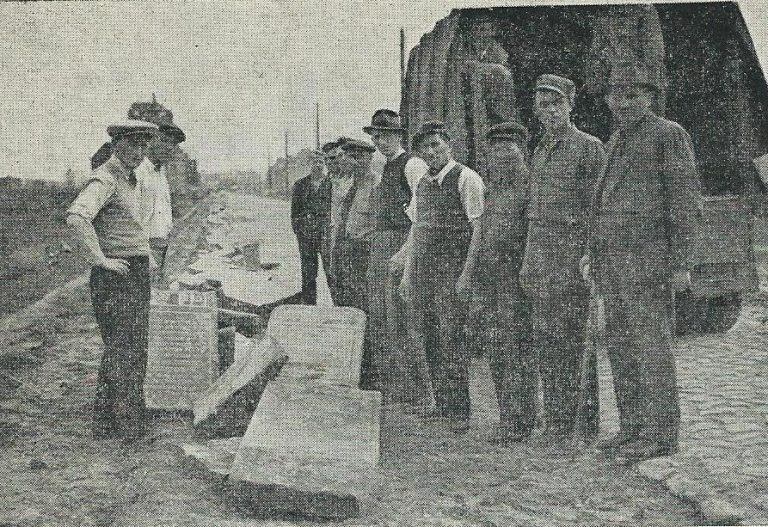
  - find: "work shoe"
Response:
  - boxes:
[616,439,677,463]
[595,432,637,455]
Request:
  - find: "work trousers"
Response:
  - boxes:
[603,283,680,448]
[532,288,599,437]
[297,233,330,305]
[334,236,374,388]
[365,228,408,396]
[484,283,537,434]
[90,256,151,439]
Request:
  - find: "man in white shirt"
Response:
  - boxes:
[398,120,485,433]
[136,123,185,272]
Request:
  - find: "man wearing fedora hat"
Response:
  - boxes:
[399,120,485,431]
[363,109,428,398]
[67,119,158,440]
[519,74,606,449]
[583,61,702,461]
[136,123,187,273]
[471,121,536,444]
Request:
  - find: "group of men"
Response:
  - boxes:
[291,60,702,463]
[67,119,186,440]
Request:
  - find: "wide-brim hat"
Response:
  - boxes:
[609,61,660,92]
[159,123,186,143]
[486,121,529,142]
[412,120,450,149]
[363,109,404,134]
[107,119,159,141]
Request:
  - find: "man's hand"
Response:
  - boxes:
[149,253,159,273]
[579,254,591,283]
[456,270,471,303]
[389,249,406,274]
[98,257,130,276]
[671,270,692,292]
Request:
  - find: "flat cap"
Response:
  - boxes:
[107,119,158,141]
[340,138,375,153]
[159,123,186,143]
[412,120,451,148]
[486,121,529,141]
[536,74,576,105]
[363,109,404,134]
[609,61,660,91]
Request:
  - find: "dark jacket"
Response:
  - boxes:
[291,173,331,241]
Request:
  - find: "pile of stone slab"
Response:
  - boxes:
[181,304,382,521]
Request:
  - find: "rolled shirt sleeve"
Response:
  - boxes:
[67,174,115,221]
[459,167,485,220]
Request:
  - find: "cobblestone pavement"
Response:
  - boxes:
[630,298,768,525]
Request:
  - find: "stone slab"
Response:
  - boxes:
[266,305,366,387]
[192,336,288,436]
[229,381,381,499]
[144,290,218,410]
[179,437,240,484]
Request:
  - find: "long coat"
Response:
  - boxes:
[588,112,703,291]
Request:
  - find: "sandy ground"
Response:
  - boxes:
[0,193,705,527]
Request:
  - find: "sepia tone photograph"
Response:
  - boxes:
[1,0,768,525]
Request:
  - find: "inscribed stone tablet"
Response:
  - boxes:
[229,381,381,496]
[266,305,366,387]
[145,293,218,410]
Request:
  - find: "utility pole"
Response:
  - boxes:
[400,27,406,101]
[284,130,289,159]
[315,102,320,150]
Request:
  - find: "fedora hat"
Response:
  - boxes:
[107,119,158,141]
[363,109,404,134]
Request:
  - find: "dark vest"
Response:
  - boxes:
[413,162,472,275]
[375,153,413,231]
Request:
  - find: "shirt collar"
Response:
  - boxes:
[427,158,457,185]
[388,148,407,162]
[104,155,134,181]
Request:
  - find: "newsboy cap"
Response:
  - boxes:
[340,138,376,153]
[486,121,529,142]
[363,109,404,134]
[536,74,576,106]
[107,119,158,141]
[159,123,186,144]
[412,120,451,149]
[609,61,660,92]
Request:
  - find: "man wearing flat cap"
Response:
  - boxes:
[583,61,702,461]
[519,74,605,449]
[471,121,536,444]
[333,138,379,387]
[363,109,428,398]
[67,119,158,440]
[136,123,186,273]
[399,121,485,432]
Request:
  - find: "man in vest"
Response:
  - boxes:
[519,74,606,449]
[472,121,536,444]
[67,120,158,440]
[583,61,702,461]
[363,109,429,397]
[399,121,485,433]
[291,149,331,304]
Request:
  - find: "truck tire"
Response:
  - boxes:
[704,292,742,333]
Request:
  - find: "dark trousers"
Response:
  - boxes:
[484,284,537,434]
[366,229,408,395]
[604,283,680,448]
[414,275,470,420]
[532,288,599,437]
[90,256,151,439]
[297,233,330,305]
[334,236,373,388]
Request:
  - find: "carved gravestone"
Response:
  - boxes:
[144,289,219,410]
[228,381,381,517]
[266,304,367,386]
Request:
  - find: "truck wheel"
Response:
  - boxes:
[674,290,707,336]
[703,292,742,333]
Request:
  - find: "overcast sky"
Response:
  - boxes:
[2,0,768,179]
